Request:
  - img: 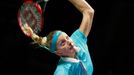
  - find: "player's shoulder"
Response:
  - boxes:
[71,29,87,43]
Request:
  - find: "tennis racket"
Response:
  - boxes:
[17,0,49,37]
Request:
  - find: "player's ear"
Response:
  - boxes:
[55,50,63,56]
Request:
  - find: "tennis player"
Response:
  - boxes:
[23,0,94,75]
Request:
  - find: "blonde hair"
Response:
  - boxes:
[32,30,62,53]
[45,30,58,49]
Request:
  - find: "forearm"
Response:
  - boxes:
[68,0,94,14]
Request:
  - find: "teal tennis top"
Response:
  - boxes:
[54,29,93,75]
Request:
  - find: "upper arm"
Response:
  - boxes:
[68,0,94,37]
[79,9,94,37]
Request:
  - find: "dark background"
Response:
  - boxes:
[1,0,134,75]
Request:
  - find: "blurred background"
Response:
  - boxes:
[0,0,134,75]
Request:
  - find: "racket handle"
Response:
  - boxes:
[24,0,33,2]
[44,0,49,2]
[37,0,49,3]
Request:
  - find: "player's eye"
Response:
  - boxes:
[60,40,66,46]
[66,36,69,40]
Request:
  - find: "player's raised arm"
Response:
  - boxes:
[68,0,94,37]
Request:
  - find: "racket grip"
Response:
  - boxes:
[37,0,49,3]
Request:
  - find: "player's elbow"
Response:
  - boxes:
[83,8,94,16]
[90,9,95,14]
